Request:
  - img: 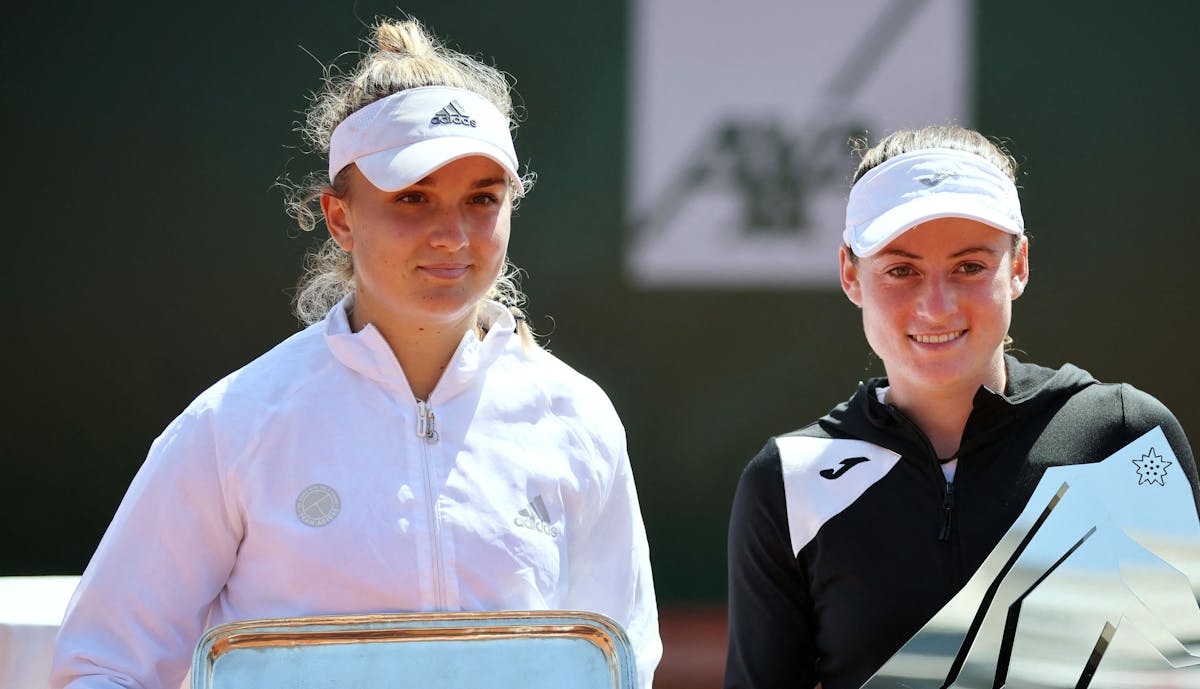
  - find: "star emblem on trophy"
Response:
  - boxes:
[1132,447,1171,486]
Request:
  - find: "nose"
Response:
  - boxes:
[428,206,469,251]
[915,275,956,322]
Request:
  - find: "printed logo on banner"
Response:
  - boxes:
[626,0,972,288]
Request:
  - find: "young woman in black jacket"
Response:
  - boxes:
[724,126,1198,689]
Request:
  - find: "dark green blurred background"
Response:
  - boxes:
[5,1,1198,606]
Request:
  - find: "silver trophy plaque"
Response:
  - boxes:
[866,426,1200,688]
[191,610,637,689]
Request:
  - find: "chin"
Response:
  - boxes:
[418,296,487,324]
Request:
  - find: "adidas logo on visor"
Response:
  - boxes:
[514,495,559,537]
[430,100,477,128]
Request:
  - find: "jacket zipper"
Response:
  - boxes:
[889,408,958,542]
[938,480,956,541]
[415,400,445,608]
[416,401,439,443]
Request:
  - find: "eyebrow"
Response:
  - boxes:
[410,175,508,189]
[878,246,1000,260]
[472,177,509,189]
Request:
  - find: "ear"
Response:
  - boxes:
[1009,237,1029,300]
[321,190,354,252]
[839,245,863,307]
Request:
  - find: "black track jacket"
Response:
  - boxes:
[724,356,1198,689]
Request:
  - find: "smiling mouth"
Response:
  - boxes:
[911,330,966,344]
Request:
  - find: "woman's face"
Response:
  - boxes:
[840,217,1029,397]
[322,155,512,335]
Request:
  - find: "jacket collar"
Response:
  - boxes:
[823,355,1097,455]
[322,294,519,402]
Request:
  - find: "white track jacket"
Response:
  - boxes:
[51,299,661,689]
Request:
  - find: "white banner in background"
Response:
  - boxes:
[626,0,971,288]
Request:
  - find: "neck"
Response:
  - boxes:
[349,301,479,401]
[886,386,975,459]
[884,356,1007,460]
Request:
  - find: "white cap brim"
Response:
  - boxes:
[844,148,1024,257]
[851,195,1023,257]
[328,86,523,194]
[355,136,524,194]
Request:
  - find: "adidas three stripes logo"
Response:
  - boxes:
[430,100,477,127]
[514,495,559,537]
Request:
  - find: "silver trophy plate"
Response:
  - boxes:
[191,610,637,689]
[866,426,1200,688]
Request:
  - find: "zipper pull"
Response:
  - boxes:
[416,401,440,443]
[938,481,955,541]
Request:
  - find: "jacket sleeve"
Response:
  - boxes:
[1120,383,1200,515]
[724,440,819,689]
[564,415,662,689]
[50,407,242,689]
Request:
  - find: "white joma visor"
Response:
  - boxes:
[328,85,523,193]
[843,148,1024,257]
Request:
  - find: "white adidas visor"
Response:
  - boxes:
[843,148,1024,257]
[328,85,523,194]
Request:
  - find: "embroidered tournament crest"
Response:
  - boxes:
[296,484,341,526]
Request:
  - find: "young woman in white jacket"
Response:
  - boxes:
[51,17,661,689]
